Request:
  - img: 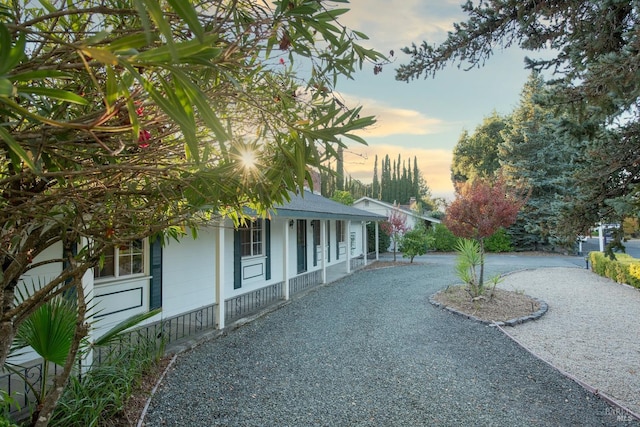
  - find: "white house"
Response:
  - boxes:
[2,190,386,416]
[6,190,386,364]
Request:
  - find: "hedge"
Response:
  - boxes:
[589,251,640,289]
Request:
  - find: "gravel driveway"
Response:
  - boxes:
[144,257,638,426]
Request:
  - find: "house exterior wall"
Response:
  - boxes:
[8,242,65,364]
[91,240,152,336]
[353,199,419,229]
[8,213,374,365]
[161,228,217,318]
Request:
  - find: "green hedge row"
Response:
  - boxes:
[427,224,513,253]
[589,251,640,289]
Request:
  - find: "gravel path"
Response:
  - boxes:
[498,267,640,420]
[144,260,638,426]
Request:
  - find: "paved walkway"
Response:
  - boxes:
[144,254,639,426]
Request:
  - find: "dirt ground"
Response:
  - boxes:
[431,285,541,322]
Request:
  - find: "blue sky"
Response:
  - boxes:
[332,0,533,201]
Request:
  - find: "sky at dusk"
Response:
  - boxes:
[331,0,533,201]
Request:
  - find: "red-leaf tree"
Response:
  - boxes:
[444,176,527,286]
[381,208,409,261]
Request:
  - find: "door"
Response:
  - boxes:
[296,220,307,273]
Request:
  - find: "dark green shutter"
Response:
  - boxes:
[149,239,162,310]
[313,220,319,266]
[335,221,340,260]
[265,219,271,280]
[327,220,331,262]
[234,229,241,289]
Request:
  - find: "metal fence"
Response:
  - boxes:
[224,281,285,324]
[1,303,218,418]
[0,360,62,419]
[289,270,323,296]
[93,302,218,365]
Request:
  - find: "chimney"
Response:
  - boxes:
[409,197,417,210]
[305,169,322,194]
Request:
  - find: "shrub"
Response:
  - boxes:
[50,336,163,427]
[399,228,435,262]
[0,391,19,427]
[589,251,640,289]
[484,228,513,252]
[367,222,390,253]
[428,224,458,252]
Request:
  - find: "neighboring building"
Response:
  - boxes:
[353,197,441,231]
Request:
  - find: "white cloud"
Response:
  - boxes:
[339,94,445,138]
[339,0,465,53]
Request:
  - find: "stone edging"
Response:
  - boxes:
[428,291,548,327]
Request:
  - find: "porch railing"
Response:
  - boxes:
[224,281,284,324]
[1,303,218,418]
[289,270,322,296]
[93,302,218,365]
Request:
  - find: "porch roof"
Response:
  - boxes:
[270,190,387,222]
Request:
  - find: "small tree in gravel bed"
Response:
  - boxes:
[445,176,527,294]
[380,209,409,261]
[399,224,435,262]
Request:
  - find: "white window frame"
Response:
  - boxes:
[240,219,264,258]
[94,239,147,282]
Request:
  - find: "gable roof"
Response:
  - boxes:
[353,196,441,223]
[271,191,387,221]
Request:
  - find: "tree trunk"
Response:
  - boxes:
[0,283,17,369]
[393,238,397,261]
[478,237,485,289]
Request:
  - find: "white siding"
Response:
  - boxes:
[161,227,217,317]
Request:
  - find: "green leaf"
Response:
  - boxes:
[131,35,220,64]
[0,23,25,75]
[0,126,37,171]
[81,47,119,65]
[9,70,71,82]
[314,8,349,21]
[83,30,110,46]
[17,86,89,105]
[14,298,77,366]
[105,67,118,109]
[141,0,178,62]
[166,0,204,41]
[93,308,162,347]
[107,32,152,53]
[0,78,13,96]
[167,67,229,145]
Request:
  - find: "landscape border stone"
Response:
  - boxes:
[428,291,548,327]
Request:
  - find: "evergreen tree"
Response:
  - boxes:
[500,73,588,251]
[451,112,507,187]
[397,0,640,236]
[413,156,421,201]
[337,145,344,191]
[372,155,380,199]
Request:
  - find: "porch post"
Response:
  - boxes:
[375,221,380,261]
[283,220,290,300]
[346,220,352,274]
[215,221,226,329]
[363,222,368,266]
[320,219,327,283]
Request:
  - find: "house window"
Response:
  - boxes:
[95,240,144,280]
[240,219,263,257]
